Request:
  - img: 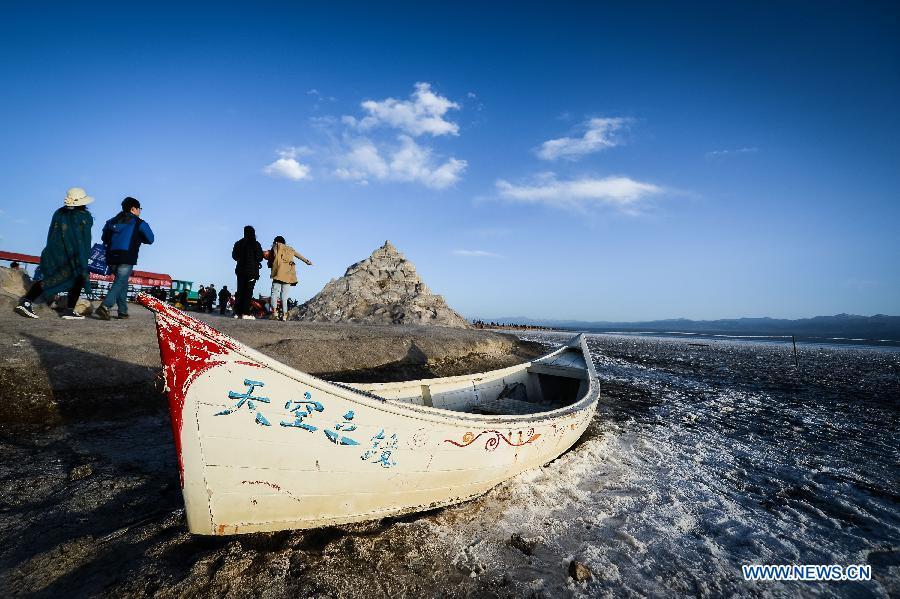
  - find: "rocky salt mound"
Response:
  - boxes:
[0,266,36,311]
[0,266,31,297]
[293,241,470,328]
[0,266,93,315]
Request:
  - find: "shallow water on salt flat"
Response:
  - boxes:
[459,331,900,597]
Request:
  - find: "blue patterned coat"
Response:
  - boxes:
[38,207,94,297]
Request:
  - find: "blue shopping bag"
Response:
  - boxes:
[88,243,110,275]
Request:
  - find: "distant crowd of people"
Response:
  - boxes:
[471,320,554,331]
[179,282,301,319]
[14,187,312,322]
[191,284,230,314]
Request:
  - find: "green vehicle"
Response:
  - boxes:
[169,280,200,308]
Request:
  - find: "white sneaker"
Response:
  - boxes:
[15,301,39,319]
[241,315,256,320]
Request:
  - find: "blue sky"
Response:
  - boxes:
[1,2,897,321]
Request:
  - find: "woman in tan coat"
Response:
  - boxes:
[267,235,312,320]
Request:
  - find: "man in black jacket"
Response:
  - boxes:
[218,285,232,315]
[205,284,217,313]
[232,225,264,320]
[195,285,205,312]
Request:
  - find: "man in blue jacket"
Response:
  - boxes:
[95,197,154,320]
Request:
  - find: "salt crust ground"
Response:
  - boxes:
[0,298,557,597]
[3,326,895,596]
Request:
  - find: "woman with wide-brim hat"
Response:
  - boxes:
[15,187,95,320]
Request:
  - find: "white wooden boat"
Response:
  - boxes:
[138,293,600,535]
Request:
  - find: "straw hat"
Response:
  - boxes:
[64,187,94,207]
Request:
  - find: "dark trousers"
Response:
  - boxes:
[235,278,256,316]
[25,276,85,309]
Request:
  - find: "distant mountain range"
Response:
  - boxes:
[474,313,900,341]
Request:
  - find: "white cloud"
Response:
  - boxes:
[537,117,630,161]
[265,158,310,180]
[389,135,466,188]
[335,135,466,189]
[705,147,758,160]
[263,147,312,181]
[495,174,662,211]
[348,82,460,137]
[270,83,465,189]
[334,139,389,182]
[453,249,503,258]
[280,145,312,157]
[307,88,335,103]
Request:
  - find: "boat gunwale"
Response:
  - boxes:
[347,342,587,390]
[140,293,600,427]
[365,342,598,420]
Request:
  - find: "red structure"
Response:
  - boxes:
[0,250,172,289]
[90,271,172,287]
[0,251,37,265]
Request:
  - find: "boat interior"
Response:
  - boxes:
[343,345,590,416]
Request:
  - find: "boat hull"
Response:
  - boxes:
[139,294,599,535]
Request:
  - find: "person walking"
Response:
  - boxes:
[205,284,217,313]
[218,285,231,315]
[15,187,95,320]
[267,235,312,321]
[232,225,264,320]
[95,197,154,320]
[195,285,205,312]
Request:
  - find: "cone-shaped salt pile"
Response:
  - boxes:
[293,241,470,328]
